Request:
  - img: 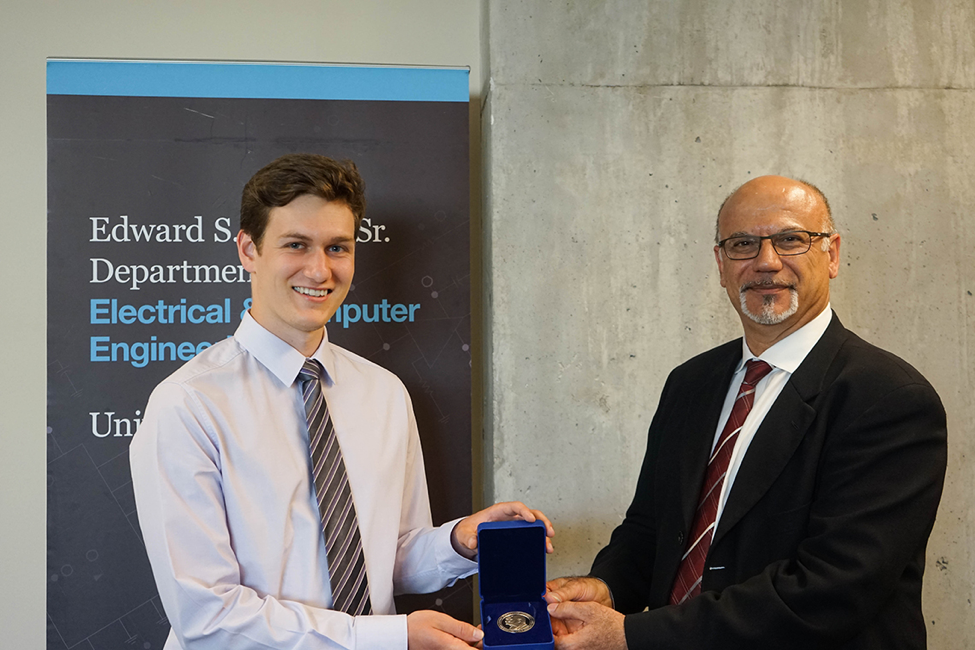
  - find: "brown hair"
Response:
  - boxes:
[240,153,366,250]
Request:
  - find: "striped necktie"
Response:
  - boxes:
[669,359,773,605]
[299,359,372,615]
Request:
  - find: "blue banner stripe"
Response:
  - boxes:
[47,60,469,102]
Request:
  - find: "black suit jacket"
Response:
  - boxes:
[590,315,947,649]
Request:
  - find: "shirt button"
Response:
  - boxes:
[677,531,684,546]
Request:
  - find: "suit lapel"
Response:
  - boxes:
[649,342,742,605]
[671,344,741,532]
[712,316,849,545]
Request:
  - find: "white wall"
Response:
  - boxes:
[0,2,481,646]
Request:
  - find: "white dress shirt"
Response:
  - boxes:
[130,312,476,650]
[710,305,833,535]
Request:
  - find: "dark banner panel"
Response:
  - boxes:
[47,62,470,650]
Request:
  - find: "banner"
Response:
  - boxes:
[47,60,471,649]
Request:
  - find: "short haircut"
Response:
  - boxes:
[240,153,366,250]
[715,178,834,243]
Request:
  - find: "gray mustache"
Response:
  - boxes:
[740,279,797,293]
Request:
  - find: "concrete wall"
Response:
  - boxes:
[0,2,481,646]
[483,1,974,646]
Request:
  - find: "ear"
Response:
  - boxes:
[714,245,727,288]
[237,230,259,273]
[826,233,841,279]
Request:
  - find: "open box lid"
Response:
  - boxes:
[477,520,547,603]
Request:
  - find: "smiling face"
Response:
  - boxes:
[714,176,841,354]
[238,194,355,356]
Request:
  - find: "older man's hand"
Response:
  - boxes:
[545,576,614,608]
[546,600,626,650]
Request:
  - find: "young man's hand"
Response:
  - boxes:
[450,501,555,559]
[407,610,483,649]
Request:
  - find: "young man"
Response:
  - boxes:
[545,176,946,650]
[131,154,553,650]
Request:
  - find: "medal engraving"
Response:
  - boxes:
[497,611,535,633]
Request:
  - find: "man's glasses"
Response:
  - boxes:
[717,231,832,260]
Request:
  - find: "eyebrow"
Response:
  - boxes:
[278,232,311,241]
[726,227,807,238]
[278,232,355,245]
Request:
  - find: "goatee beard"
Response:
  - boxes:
[739,280,799,325]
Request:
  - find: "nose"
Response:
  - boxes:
[753,238,783,271]
[305,248,332,283]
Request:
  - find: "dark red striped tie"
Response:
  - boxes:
[669,359,773,605]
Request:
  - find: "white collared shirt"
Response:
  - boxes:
[130,313,476,650]
[710,305,833,535]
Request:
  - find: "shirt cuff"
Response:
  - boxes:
[354,613,408,650]
[437,517,479,581]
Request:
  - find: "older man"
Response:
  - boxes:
[546,175,947,649]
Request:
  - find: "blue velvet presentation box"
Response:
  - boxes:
[477,520,554,650]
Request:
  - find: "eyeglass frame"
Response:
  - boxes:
[716,230,834,260]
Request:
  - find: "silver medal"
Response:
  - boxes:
[497,611,535,633]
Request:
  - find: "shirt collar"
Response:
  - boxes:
[234,311,338,387]
[738,304,833,374]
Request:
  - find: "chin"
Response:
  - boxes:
[740,291,799,326]
[291,312,332,333]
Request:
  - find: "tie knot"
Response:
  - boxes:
[299,358,322,384]
[743,359,773,386]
